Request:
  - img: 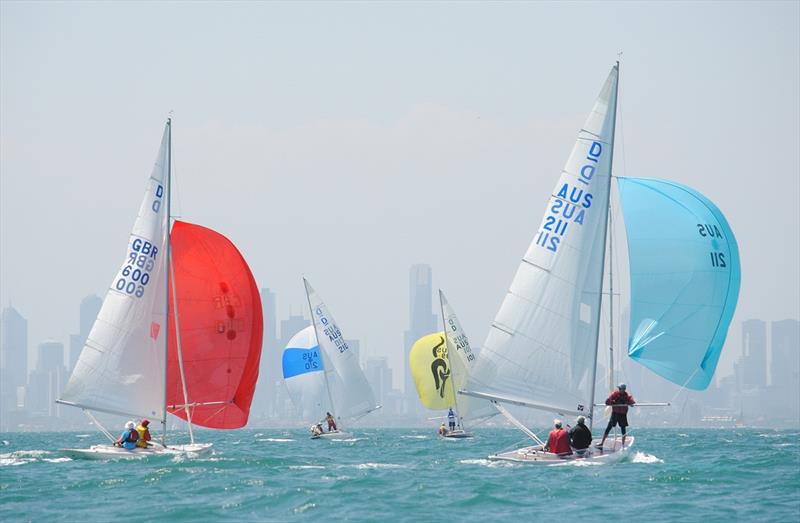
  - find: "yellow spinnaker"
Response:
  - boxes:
[409,332,454,410]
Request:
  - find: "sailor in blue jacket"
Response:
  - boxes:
[114,421,139,449]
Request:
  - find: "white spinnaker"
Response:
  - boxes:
[304,278,377,420]
[282,326,332,421]
[58,124,170,422]
[467,66,618,417]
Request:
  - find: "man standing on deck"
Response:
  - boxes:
[544,419,572,457]
[597,383,635,449]
[447,407,456,432]
[325,412,337,432]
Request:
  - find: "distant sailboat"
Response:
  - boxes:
[281,278,380,439]
[57,120,264,459]
[460,64,741,463]
[409,290,489,438]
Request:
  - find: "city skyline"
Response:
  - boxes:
[2,273,798,431]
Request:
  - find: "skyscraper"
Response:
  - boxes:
[771,319,799,388]
[741,319,767,389]
[69,294,101,371]
[770,319,799,424]
[27,339,67,418]
[251,288,278,420]
[365,356,395,419]
[403,264,437,403]
[1,306,28,429]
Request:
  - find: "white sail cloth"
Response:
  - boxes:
[282,326,332,420]
[304,279,377,421]
[59,124,171,421]
[466,66,619,419]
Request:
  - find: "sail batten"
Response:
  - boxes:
[302,279,378,421]
[59,124,171,422]
[467,65,619,421]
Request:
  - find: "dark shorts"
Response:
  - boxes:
[606,412,629,432]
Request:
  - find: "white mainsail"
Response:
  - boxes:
[59,124,171,422]
[465,65,619,420]
[303,278,378,421]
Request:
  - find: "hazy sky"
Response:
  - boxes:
[2,1,798,383]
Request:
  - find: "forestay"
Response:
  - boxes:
[282,326,331,420]
[467,65,619,417]
[439,291,494,423]
[166,221,264,428]
[58,125,171,422]
[617,177,741,390]
[304,279,377,420]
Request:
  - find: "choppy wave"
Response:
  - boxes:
[630,451,664,463]
[0,428,797,522]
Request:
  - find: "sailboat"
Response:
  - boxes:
[57,119,264,459]
[409,290,481,438]
[281,278,380,439]
[460,63,740,463]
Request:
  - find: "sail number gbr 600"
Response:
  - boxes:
[114,237,159,298]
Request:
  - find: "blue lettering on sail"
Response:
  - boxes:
[282,346,324,379]
[536,141,603,253]
[113,235,160,299]
[315,307,349,353]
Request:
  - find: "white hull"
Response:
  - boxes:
[441,429,473,439]
[61,442,213,460]
[310,430,352,440]
[489,436,634,464]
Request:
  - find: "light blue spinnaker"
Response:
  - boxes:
[617,177,740,390]
[282,347,324,379]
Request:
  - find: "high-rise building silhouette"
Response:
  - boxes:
[365,356,396,420]
[27,339,67,418]
[741,319,767,389]
[1,306,28,430]
[771,320,799,388]
[252,288,277,420]
[403,265,437,402]
[770,319,800,424]
[69,294,101,371]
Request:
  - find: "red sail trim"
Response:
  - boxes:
[167,220,263,429]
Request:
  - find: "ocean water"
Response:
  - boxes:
[1,428,798,522]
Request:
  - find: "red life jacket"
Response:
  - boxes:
[547,429,572,456]
[126,428,139,443]
[607,391,635,414]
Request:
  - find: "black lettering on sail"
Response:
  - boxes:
[429,335,450,398]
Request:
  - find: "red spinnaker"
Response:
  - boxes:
[167,221,263,429]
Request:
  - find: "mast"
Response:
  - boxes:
[304,279,339,428]
[608,210,615,393]
[165,119,196,444]
[161,118,171,446]
[438,290,463,429]
[587,61,620,432]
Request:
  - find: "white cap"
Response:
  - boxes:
[125,421,135,429]
[553,419,562,428]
